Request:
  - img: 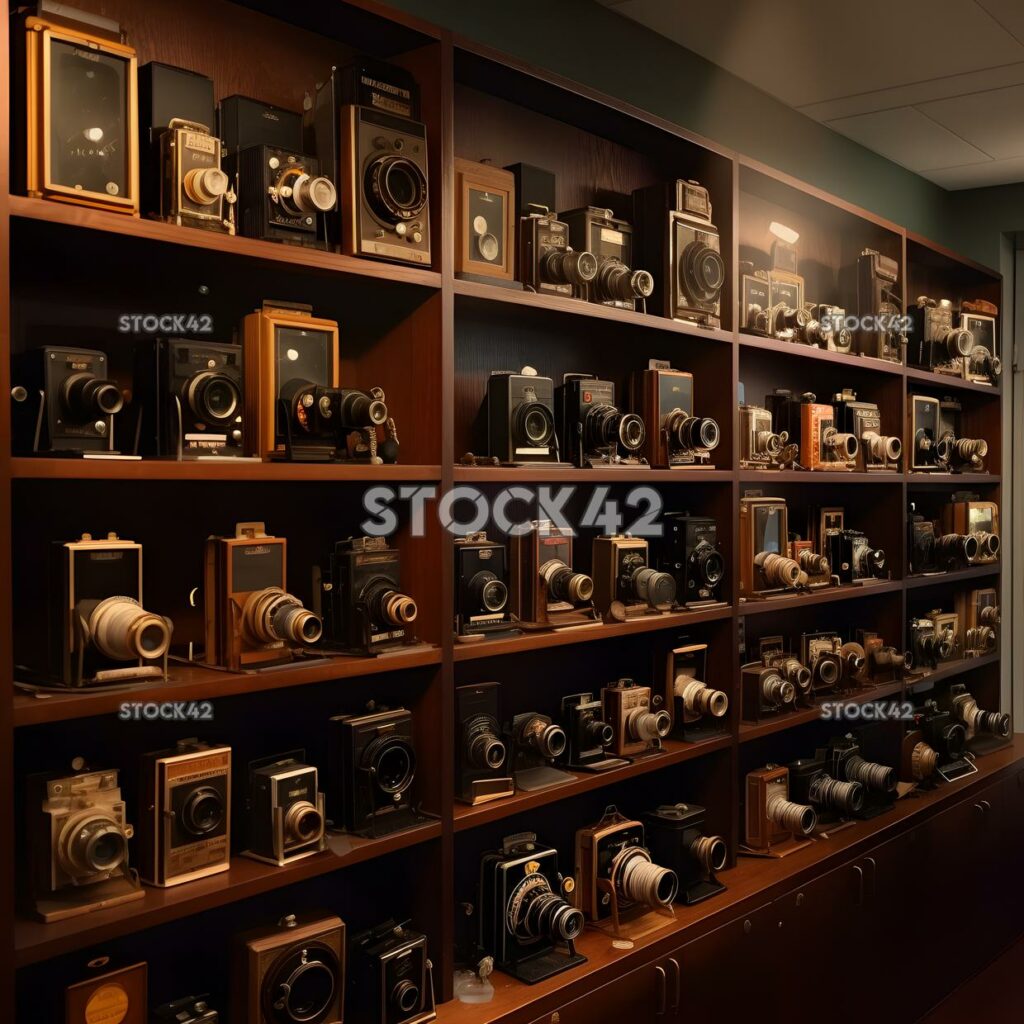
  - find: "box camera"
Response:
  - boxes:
[19,7,139,214]
[574,808,678,922]
[39,532,171,688]
[738,264,772,336]
[456,682,513,805]
[656,514,725,606]
[508,712,573,791]
[477,833,585,984]
[328,707,424,837]
[789,539,832,590]
[741,645,799,721]
[487,371,559,464]
[562,206,654,310]
[738,403,798,470]
[739,497,806,597]
[911,297,971,376]
[909,611,959,669]
[204,522,321,671]
[787,756,864,821]
[800,396,858,471]
[908,507,938,574]
[510,520,596,629]
[66,960,147,1024]
[456,158,516,283]
[758,636,814,704]
[826,528,887,584]
[557,374,646,468]
[139,739,231,887]
[28,765,143,921]
[912,700,974,780]
[901,728,940,785]
[134,338,244,459]
[560,692,628,772]
[350,919,436,1024]
[644,803,726,905]
[159,118,235,234]
[824,734,897,817]
[742,765,816,857]
[908,394,947,471]
[518,206,597,297]
[960,306,1001,384]
[632,366,719,468]
[315,536,418,655]
[219,94,303,157]
[960,587,999,656]
[942,495,999,564]
[591,535,676,620]
[632,179,724,326]
[816,305,855,352]
[13,346,127,455]
[244,751,325,867]
[947,683,1010,745]
[855,249,905,362]
[602,678,670,758]
[153,995,218,1024]
[832,389,901,471]
[232,912,344,1024]
[800,632,864,695]
[858,633,909,683]
[454,533,518,639]
[938,396,988,472]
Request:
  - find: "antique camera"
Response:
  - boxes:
[219,93,303,157]
[960,304,1001,384]
[789,539,832,590]
[350,919,437,1024]
[562,207,654,310]
[632,366,719,468]
[315,536,418,655]
[13,346,127,455]
[519,206,598,297]
[817,305,855,352]
[738,403,797,470]
[591,535,676,619]
[66,960,147,1024]
[139,739,231,887]
[557,374,646,468]
[741,657,797,721]
[743,765,816,856]
[739,497,806,597]
[800,396,858,471]
[456,682,513,805]
[38,533,171,688]
[909,611,958,669]
[134,338,244,459]
[855,248,905,362]
[19,6,139,214]
[787,757,865,820]
[560,692,628,772]
[241,302,339,461]
[233,912,344,1024]
[328,707,423,837]
[824,734,897,817]
[913,700,971,779]
[942,495,999,563]
[27,765,143,921]
[455,158,516,282]
[908,506,938,574]
[911,297,972,376]
[454,533,518,639]
[487,371,559,464]
[633,179,725,326]
[938,397,988,472]
[961,587,999,656]
[478,833,585,984]
[508,712,573,791]
[644,804,726,905]
[908,395,947,471]
[204,523,321,671]
[859,633,909,683]
[832,390,901,471]
[602,679,670,758]
[759,636,814,705]
[901,728,940,785]
[510,520,595,628]
[153,996,218,1024]
[826,529,887,584]
[800,632,864,695]
[765,233,804,310]
[934,528,979,570]
[663,643,729,741]
[947,684,1010,743]
[231,145,336,248]
[159,119,235,233]
[244,751,325,867]
[574,808,678,922]
[738,262,773,336]
[657,514,725,606]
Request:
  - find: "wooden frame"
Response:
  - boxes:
[454,157,515,281]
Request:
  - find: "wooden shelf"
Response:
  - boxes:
[9,195,442,288]
[454,735,731,831]
[905,563,1001,589]
[736,332,905,377]
[907,472,999,486]
[737,580,902,617]
[12,647,441,727]
[452,465,733,483]
[906,651,1000,693]
[453,605,732,662]
[904,365,1002,396]
[738,469,901,485]
[11,458,443,482]
[13,820,441,968]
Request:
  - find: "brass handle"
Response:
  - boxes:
[654,965,667,1016]
[668,957,681,1010]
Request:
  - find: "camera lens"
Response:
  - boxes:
[542,248,599,286]
[392,980,421,1015]
[761,672,795,707]
[366,738,416,795]
[618,412,645,452]
[583,716,615,748]
[627,707,672,743]
[825,428,859,460]
[60,812,127,878]
[982,711,1011,736]
[341,390,388,428]
[469,571,508,614]
[810,774,864,815]
[366,155,428,223]
[615,847,679,908]
[845,755,898,793]
[293,174,337,213]
[284,800,325,846]
[911,742,939,780]
[518,886,584,944]
[858,547,886,577]
[815,657,840,687]
[755,429,784,457]
[364,578,418,627]
[779,658,812,692]
[689,834,727,873]
[243,588,321,647]
[755,551,802,588]
[866,433,902,463]
[680,240,725,301]
[183,166,229,206]
[522,716,567,759]
[272,598,323,645]
[766,792,817,834]
[512,401,555,448]
[182,785,225,836]
[677,678,729,718]
[187,370,239,423]
[593,257,654,302]
[628,565,676,609]
[540,560,593,605]
[469,729,506,771]
[88,596,171,663]
[978,532,1000,558]
[943,327,974,358]
[940,722,967,759]
[62,371,124,420]
[263,944,339,1024]
[693,543,725,587]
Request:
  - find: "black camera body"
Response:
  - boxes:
[153,995,219,1024]
[454,534,518,639]
[561,206,653,310]
[787,756,864,821]
[855,248,905,362]
[826,529,886,583]
[915,700,972,779]
[560,692,627,772]
[508,712,572,791]
[644,803,727,905]
[556,374,646,468]
[478,833,586,984]
[349,919,436,1024]
[912,298,972,375]
[134,338,244,458]
[657,513,725,605]
[328,707,423,837]
[456,682,513,806]
[908,509,937,574]
[487,371,559,464]
[518,207,598,297]
[315,536,417,655]
[245,751,326,867]
[824,735,898,818]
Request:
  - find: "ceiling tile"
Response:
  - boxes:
[976,0,1024,45]
[922,154,1024,188]
[917,84,1024,159]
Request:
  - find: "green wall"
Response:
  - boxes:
[389,0,1020,269]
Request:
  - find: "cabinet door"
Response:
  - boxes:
[1003,768,1024,920]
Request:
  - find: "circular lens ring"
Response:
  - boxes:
[182,785,225,836]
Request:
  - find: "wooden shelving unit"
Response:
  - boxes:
[0,1,1012,1021]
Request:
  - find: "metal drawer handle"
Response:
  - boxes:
[655,965,667,1016]
[668,957,680,1010]
[853,864,864,906]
